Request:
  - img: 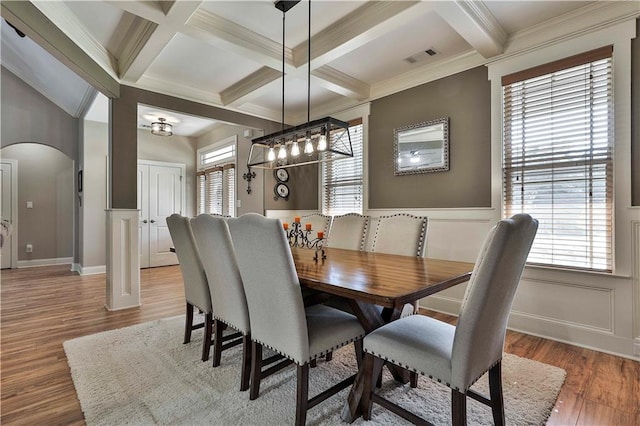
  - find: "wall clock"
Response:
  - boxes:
[275,168,289,182]
[274,182,290,201]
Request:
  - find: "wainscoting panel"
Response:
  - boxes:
[512,279,613,332]
[105,209,140,311]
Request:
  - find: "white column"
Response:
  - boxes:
[105,209,140,310]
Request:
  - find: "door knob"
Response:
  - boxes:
[150,219,156,223]
[142,219,148,224]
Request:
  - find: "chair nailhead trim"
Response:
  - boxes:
[363,349,503,392]
[254,333,365,366]
[371,213,428,257]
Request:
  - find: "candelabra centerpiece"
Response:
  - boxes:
[283,217,326,261]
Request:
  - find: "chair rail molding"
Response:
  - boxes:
[105,209,140,311]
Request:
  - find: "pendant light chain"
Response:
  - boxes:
[281,9,286,133]
[307,0,311,124]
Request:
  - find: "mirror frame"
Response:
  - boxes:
[393,117,449,175]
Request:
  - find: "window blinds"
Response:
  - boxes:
[197,164,235,216]
[322,119,364,216]
[502,46,613,272]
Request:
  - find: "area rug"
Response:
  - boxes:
[64,316,566,425]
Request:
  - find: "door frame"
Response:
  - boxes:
[1,159,18,269]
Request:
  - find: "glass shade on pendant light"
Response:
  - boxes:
[278,144,287,159]
[317,127,327,151]
[267,147,276,162]
[304,131,314,154]
[290,140,300,156]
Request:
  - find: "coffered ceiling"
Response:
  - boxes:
[2,1,638,128]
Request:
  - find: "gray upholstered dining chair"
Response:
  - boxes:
[191,214,250,390]
[371,213,428,257]
[371,213,429,319]
[166,213,213,362]
[361,213,538,426]
[228,213,366,426]
[326,213,370,251]
[301,213,332,235]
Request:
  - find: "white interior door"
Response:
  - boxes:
[1,162,15,269]
[138,161,183,268]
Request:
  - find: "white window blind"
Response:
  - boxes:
[197,164,235,216]
[502,46,613,272]
[322,119,364,216]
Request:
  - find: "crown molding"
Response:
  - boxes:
[31,0,118,79]
[186,9,290,71]
[312,65,370,101]
[75,85,98,118]
[117,17,158,78]
[501,1,640,58]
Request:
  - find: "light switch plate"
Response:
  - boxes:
[27,201,33,209]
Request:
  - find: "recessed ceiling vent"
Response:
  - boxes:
[404,48,438,64]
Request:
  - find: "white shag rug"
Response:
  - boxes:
[64,316,565,425]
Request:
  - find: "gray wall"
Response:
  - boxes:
[368,66,491,208]
[0,143,73,261]
[264,163,319,211]
[1,67,78,160]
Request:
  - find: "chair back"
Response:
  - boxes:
[301,213,332,235]
[371,214,428,257]
[227,213,310,363]
[451,213,538,390]
[166,214,212,313]
[191,214,250,335]
[326,213,370,251]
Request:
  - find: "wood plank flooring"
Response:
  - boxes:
[1,265,638,425]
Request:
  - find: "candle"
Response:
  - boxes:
[294,216,301,223]
[317,231,324,239]
[305,223,312,231]
[283,222,288,230]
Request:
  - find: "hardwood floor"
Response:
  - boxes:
[1,265,638,425]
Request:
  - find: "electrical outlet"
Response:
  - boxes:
[26,244,33,253]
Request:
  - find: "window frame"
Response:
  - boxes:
[501,47,614,272]
[196,135,237,217]
[487,19,636,277]
[320,118,365,216]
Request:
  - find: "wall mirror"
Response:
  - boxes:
[394,117,449,175]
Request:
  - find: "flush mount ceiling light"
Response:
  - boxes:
[150,118,173,136]
[247,0,353,169]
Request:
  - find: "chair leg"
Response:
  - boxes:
[451,389,467,426]
[184,302,194,344]
[310,359,317,368]
[250,341,262,400]
[362,352,385,420]
[354,339,363,369]
[488,361,505,426]
[325,351,333,362]
[212,319,223,367]
[410,371,418,388]
[240,335,251,391]
[295,363,309,426]
[201,312,212,362]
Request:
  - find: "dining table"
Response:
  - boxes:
[291,246,474,422]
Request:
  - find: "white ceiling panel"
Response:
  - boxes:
[484,1,594,34]
[145,33,263,93]
[64,1,127,53]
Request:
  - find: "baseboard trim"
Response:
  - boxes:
[78,265,106,275]
[17,257,73,268]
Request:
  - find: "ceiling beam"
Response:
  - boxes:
[1,0,119,98]
[220,67,282,107]
[431,0,506,58]
[118,1,203,82]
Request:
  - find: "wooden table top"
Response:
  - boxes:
[292,247,473,309]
